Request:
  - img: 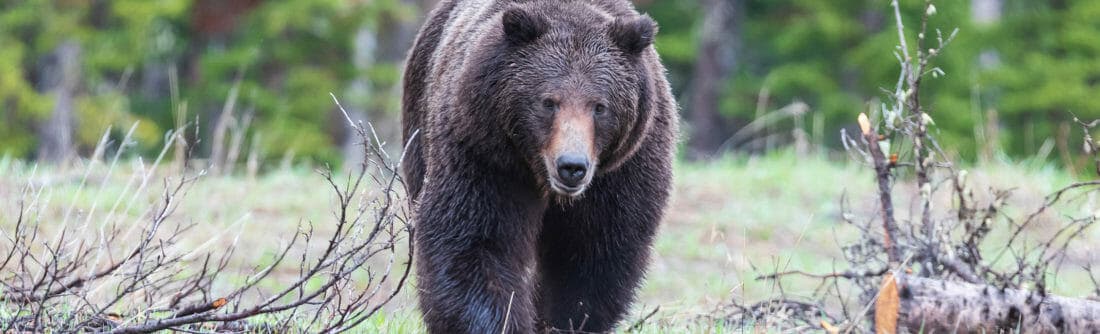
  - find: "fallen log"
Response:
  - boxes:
[874,273,1100,333]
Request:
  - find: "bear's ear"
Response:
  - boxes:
[608,14,657,56]
[502,8,548,45]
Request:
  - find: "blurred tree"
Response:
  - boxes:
[972,0,1002,25]
[988,0,1100,162]
[647,0,988,159]
[184,0,413,167]
[0,0,408,168]
[35,39,80,163]
[340,0,424,163]
[686,0,741,159]
[0,0,71,158]
[972,0,1002,163]
[2,0,1099,166]
[0,0,182,159]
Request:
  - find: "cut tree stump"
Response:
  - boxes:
[873,273,1100,333]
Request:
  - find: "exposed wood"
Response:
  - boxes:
[874,273,900,334]
[875,274,1100,333]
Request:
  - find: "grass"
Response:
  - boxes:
[1,151,1097,332]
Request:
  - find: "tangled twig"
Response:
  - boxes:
[1,97,416,333]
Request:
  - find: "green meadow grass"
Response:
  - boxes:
[1,151,1096,332]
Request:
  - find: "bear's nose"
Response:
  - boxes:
[555,154,589,188]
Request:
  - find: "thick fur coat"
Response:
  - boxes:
[401,0,678,332]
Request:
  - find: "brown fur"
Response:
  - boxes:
[543,100,597,193]
[401,0,679,332]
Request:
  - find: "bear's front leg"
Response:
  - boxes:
[536,144,673,333]
[415,170,548,334]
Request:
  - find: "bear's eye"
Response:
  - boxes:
[594,103,608,115]
[541,98,557,111]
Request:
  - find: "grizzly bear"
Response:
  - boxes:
[401,0,678,332]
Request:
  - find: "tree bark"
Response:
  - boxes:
[686,0,740,160]
[36,39,81,163]
[877,274,1100,333]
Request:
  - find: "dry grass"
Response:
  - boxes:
[1,151,1096,332]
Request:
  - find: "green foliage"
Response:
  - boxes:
[0,2,61,156]
[0,0,411,164]
[3,0,1100,163]
[180,0,411,165]
[984,0,1100,156]
[722,0,978,153]
[0,37,50,156]
[641,0,1100,160]
[638,0,700,89]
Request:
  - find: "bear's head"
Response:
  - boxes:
[483,2,657,198]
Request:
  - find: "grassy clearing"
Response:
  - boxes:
[1,151,1096,332]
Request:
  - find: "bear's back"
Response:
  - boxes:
[424,0,501,118]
